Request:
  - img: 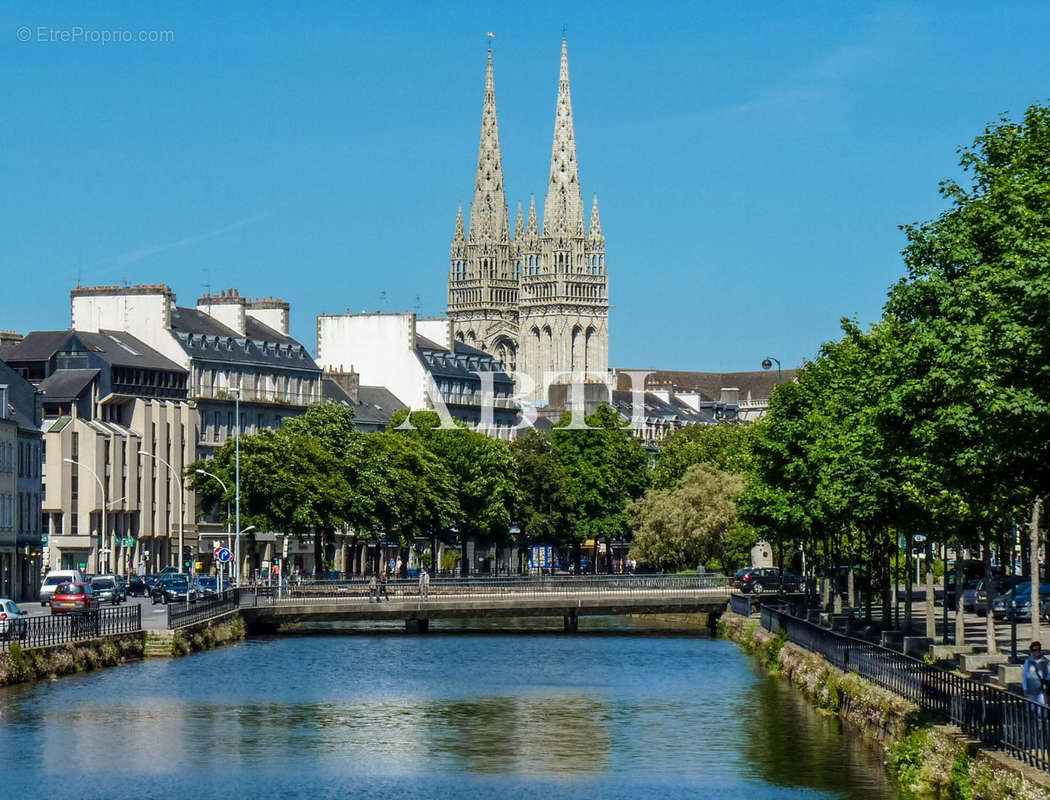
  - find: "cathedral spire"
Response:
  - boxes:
[469,47,509,243]
[543,38,584,237]
[453,203,466,242]
[526,195,539,237]
[589,194,602,239]
[514,202,524,240]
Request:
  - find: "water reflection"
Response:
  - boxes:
[0,627,897,799]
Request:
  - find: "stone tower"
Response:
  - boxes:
[518,38,609,401]
[447,39,609,403]
[447,48,520,370]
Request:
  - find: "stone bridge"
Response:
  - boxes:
[239,575,730,633]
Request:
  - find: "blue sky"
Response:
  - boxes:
[2,1,1049,371]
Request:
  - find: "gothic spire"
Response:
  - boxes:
[526,195,539,238]
[453,203,466,242]
[589,194,603,240]
[469,48,509,243]
[543,38,584,238]
[514,202,524,240]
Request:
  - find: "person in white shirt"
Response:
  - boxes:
[1022,641,1049,705]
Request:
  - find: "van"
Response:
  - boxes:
[39,569,86,606]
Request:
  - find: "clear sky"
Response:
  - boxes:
[3,1,1049,372]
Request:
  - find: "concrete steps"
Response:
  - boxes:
[144,631,174,658]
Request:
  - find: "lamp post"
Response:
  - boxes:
[195,468,231,550]
[228,386,242,585]
[139,450,185,575]
[64,458,107,573]
[761,356,782,385]
[239,525,255,583]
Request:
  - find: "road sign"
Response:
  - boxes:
[41,535,48,545]
[216,547,232,564]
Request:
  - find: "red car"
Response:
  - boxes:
[49,582,100,614]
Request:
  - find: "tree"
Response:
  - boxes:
[552,404,650,571]
[629,463,743,571]
[650,423,755,490]
[509,429,577,562]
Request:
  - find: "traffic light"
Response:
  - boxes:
[183,544,192,569]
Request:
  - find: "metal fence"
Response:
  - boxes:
[247,573,728,605]
[167,589,241,629]
[0,605,142,651]
[761,604,1050,773]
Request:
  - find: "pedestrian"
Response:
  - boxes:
[1023,641,1049,706]
[369,573,379,603]
[419,568,430,600]
[379,569,390,601]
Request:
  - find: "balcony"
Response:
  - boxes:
[191,387,315,407]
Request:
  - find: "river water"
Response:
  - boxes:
[0,619,899,799]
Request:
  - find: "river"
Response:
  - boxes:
[0,618,899,799]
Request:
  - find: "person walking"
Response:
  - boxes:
[1022,641,1049,706]
[369,573,379,603]
[419,568,430,600]
[379,569,390,602]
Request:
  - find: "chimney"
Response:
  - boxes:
[246,296,290,337]
[197,288,247,336]
[719,387,740,405]
[326,365,359,404]
[0,330,23,347]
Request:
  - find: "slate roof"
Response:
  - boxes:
[612,368,797,402]
[609,390,717,424]
[37,369,100,403]
[321,379,406,427]
[3,330,186,374]
[171,307,319,371]
[415,335,513,384]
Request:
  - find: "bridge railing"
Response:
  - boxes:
[760,604,1050,774]
[167,589,241,629]
[257,573,727,604]
[0,605,142,651]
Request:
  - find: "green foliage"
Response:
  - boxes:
[629,463,743,571]
[650,423,755,490]
[509,429,577,547]
[552,404,650,546]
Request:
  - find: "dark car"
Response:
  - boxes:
[50,582,100,614]
[994,582,1050,621]
[127,575,152,597]
[974,575,1024,616]
[150,575,198,605]
[739,567,802,594]
[946,578,982,612]
[90,576,122,605]
[196,576,230,598]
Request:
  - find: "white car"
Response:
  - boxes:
[39,569,86,606]
[0,598,29,641]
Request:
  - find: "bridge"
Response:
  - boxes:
[239,574,730,633]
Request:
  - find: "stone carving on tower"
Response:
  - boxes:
[447,39,609,403]
[447,47,520,371]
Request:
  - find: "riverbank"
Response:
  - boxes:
[0,633,145,686]
[719,610,1050,799]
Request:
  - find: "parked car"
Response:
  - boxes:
[0,598,29,641]
[739,567,802,594]
[113,575,127,601]
[974,575,1025,616]
[49,582,100,614]
[196,576,230,598]
[127,575,151,597]
[38,569,86,606]
[150,575,198,605]
[90,575,123,605]
[731,567,752,588]
[993,582,1050,621]
[946,578,982,612]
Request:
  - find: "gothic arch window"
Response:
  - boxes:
[467,330,477,346]
[455,331,465,343]
[571,325,582,374]
[585,326,596,373]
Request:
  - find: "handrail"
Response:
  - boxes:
[0,605,142,651]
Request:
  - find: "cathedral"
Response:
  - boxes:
[447,39,609,404]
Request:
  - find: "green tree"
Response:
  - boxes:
[629,463,743,571]
[552,404,650,571]
[651,422,755,490]
[509,429,577,559]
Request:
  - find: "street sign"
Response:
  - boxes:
[216,547,232,564]
[41,535,48,545]
[529,545,552,569]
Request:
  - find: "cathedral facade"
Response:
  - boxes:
[447,40,609,404]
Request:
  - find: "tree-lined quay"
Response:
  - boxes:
[190,104,1050,653]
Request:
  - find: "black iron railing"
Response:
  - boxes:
[0,605,142,651]
[730,594,757,616]
[252,573,728,605]
[167,589,241,629]
[760,605,1050,773]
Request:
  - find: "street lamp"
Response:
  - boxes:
[64,457,107,573]
[195,467,231,550]
[228,386,243,585]
[238,524,255,584]
[138,450,185,575]
[761,356,782,385]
